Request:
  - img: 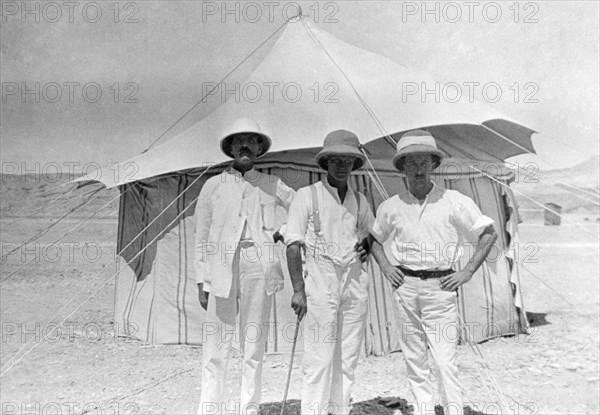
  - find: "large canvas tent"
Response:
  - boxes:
[112,151,527,356]
[81,17,533,355]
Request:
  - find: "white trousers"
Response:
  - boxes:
[395,277,464,415]
[302,257,369,415]
[198,245,272,415]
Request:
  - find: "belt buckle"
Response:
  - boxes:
[418,272,427,280]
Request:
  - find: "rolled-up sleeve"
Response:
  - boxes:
[276,179,296,210]
[284,187,310,247]
[275,179,296,235]
[370,201,394,244]
[451,193,495,238]
[194,181,214,284]
[358,194,375,240]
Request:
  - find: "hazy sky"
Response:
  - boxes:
[1,0,598,173]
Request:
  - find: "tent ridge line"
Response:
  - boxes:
[139,19,291,155]
[299,18,397,148]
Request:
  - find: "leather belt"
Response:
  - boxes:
[397,266,453,280]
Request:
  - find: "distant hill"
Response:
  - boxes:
[511,156,599,214]
[0,174,119,219]
[2,157,598,222]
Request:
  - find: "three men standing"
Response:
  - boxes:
[285,130,374,415]
[369,130,498,415]
[194,118,295,415]
[194,122,498,415]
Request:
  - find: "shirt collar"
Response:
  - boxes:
[403,181,441,204]
[321,177,352,205]
[427,181,442,198]
[226,166,258,180]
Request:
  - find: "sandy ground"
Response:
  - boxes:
[1,183,599,414]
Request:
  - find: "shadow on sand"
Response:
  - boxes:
[527,311,550,328]
[259,397,489,414]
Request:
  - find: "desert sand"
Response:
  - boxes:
[1,176,598,414]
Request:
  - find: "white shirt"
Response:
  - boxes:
[371,183,494,270]
[285,179,375,268]
[194,168,295,297]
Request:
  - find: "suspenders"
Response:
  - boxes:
[309,185,322,236]
[306,184,364,275]
[309,184,362,238]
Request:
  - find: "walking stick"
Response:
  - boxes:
[280,315,301,415]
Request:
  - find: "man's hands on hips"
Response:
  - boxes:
[440,269,472,291]
[381,265,404,289]
[197,283,209,310]
[291,289,307,321]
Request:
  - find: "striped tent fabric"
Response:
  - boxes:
[113,157,528,355]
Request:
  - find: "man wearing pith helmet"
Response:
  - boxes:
[285,129,375,415]
[369,130,498,415]
[194,118,295,415]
